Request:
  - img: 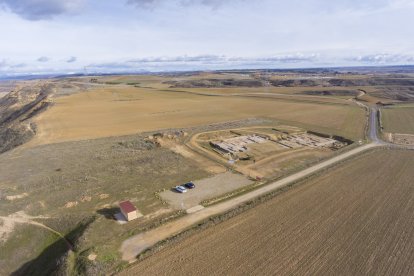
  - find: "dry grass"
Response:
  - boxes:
[0,135,209,217]
[31,86,365,146]
[0,133,210,274]
[121,149,414,276]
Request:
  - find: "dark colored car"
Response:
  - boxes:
[184,182,195,189]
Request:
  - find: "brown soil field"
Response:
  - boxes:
[121,149,414,276]
[382,105,414,134]
[31,86,365,146]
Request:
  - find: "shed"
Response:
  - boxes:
[119,201,138,221]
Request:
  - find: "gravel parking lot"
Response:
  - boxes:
[160,172,253,210]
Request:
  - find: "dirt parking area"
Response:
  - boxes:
[160,172,253,210]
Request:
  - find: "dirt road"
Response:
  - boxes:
[121,149,414,276]
[0,213,71,249]
[120,142,379,261]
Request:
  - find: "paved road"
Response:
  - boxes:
[365,106,404,147]
[369,106,414,150]
[368,107,384,144]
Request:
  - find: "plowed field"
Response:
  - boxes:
[122,149,414,275]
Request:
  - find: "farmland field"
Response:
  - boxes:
[31,85,365,146]
[382,105,414,134]
[122,149,414,276]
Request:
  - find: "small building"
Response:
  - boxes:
[119,201,139,221]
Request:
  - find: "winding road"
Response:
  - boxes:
[120,105,387,262]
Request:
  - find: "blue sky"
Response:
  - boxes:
[0,0,414,76]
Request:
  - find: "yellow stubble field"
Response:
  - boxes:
[32,86,365,145]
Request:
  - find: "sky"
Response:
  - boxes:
[1,0,414,76]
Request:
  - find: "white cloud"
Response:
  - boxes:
[0,0,85,20]
[0,0,414,76]
[37,56,50,62]
[350,54,414,64]
[87,53,342,73]
[0,59,27,72]
[126,0,237,9]
[66,56,77,63]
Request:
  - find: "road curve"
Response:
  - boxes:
[120,142,379,262]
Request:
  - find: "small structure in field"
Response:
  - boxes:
[210,135,267,155]
[119,200,139,221]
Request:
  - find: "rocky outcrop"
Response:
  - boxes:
[0,83,54,153]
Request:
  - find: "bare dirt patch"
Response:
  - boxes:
[5,193,28,201]
[88,253,97,261]
[386,133,414,145]
[0,211,50,243]
[99,194,109,199]
[64,201,79,208]
[0,216,15,242]
[160,172,253,210]
[156,136,225,174]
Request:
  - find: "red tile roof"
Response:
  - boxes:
[119,200,136,213]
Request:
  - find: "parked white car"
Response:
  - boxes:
[174,185,187,193]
